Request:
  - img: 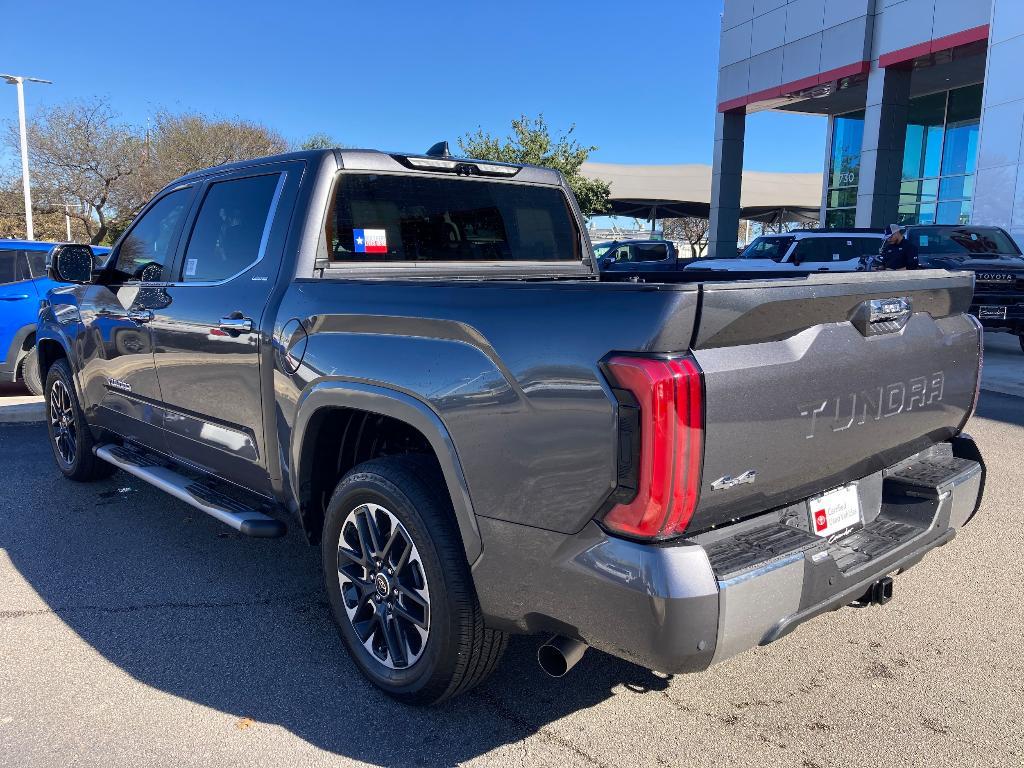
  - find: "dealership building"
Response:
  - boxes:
[709,0,1024,256]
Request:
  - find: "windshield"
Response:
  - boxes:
[593,242,614,258]
[327,173,582,263]
[912,227,1022,257]
[734,236,794,260]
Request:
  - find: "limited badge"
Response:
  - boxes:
[354,228,387,254]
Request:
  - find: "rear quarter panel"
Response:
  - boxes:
[273,278,699,534]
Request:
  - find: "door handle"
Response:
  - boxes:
[126,309,154,323]
[219,316,253,334]
[0,294,30,301]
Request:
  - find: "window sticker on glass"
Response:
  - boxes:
[919,235,929,247]
[185,258,199,277]
[354,228,387,254]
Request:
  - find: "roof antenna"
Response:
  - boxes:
[426,141,451,158]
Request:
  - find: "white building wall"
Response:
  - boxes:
[974,0,1024,246]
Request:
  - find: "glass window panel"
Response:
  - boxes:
[947,84,983,124]
[903,92,946,180]
[825,209,856,230]
[828,111,864,189]
[921,178,939,200]
[917,204,937,225]
[942,121,980,176]
[897,205,918,225]
[828,188,857,208]
[938,174,975,201]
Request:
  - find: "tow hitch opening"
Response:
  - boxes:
[856,576,895,607]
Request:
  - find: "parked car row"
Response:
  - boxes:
[0,240,110,393]
[595,225,1024,353]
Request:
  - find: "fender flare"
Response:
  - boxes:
[2,323,35,380]
[291,380,483,564]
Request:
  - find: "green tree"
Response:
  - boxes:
[296,132,341,150]
[458,115,610,215]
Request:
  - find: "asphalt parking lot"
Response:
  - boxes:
[0,395,1022,767]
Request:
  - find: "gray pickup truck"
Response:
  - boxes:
[37,148,985,705]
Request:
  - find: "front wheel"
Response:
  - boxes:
[322,456,507,705]
[45,359,115,482]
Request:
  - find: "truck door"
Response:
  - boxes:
[75,185,196,446]
[150,164,295,494]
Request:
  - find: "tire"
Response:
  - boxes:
[44,359,116,482]
[321,456,507,705]
[21,346,42,396]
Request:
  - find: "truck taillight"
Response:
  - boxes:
[601,356,704,539]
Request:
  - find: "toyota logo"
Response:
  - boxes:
[977,272,1012,281]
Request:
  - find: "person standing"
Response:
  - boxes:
[876,224,919,270]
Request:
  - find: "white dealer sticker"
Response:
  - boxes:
[808,483,861,537]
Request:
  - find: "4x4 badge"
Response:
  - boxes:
[710,470,757,491]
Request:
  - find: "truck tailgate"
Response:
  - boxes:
[689,270,980,533]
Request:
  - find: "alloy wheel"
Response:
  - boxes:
[337,503,431,670]
[49,379,77,466]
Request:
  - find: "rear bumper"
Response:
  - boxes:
[472,438,984,673]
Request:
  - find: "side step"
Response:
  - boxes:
[94,444,287,538]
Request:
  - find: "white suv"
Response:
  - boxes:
[685,230,886,275]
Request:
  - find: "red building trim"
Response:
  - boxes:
[879,24,990,68]
[717,60,870,113]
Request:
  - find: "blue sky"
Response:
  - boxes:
[1,0,825,172]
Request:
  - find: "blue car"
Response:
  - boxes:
[0,239,109,394]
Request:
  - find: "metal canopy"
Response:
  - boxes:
[581,162,822,221]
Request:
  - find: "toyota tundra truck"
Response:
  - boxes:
[36,147,985,705]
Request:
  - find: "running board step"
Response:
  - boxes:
[94,444,286,538]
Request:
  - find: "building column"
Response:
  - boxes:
[708,110,745,258]
[855,64,911,229]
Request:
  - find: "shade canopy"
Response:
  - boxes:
[580,162,823,221]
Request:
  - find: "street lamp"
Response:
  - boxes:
[1,74,52,241]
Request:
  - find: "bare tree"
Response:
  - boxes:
[14,99,148,244]
[662,216,710,258]
[148,110,288,183]
[9,99,292,244]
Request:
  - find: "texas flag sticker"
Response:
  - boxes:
[354,228,387,254]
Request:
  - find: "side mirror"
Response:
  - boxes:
[601,257,614,269]
[48,243,95,284]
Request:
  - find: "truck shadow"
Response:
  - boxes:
[1,425,670,765]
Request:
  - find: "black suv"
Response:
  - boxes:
[909,224,1024,352]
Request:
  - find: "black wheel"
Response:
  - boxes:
[322,456,507,705]
[45,359,116,482]
[21,346,42,396]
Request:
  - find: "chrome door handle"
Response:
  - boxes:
[126,309,154,323]
[219,316,253,334]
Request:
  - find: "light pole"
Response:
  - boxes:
[1,74,52,241]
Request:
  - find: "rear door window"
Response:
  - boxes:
[0,249,16,284]
[327,173,581,263]
[180,174,281,283]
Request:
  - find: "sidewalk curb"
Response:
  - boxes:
[0,400,46,424]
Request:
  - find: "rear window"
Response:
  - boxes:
[912,227,1021,257]
[737,237,794,260]
[0,248,46,284]
[326,173,581,263]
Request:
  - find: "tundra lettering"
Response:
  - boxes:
[36,148,984,705]
[798,372,945,440]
